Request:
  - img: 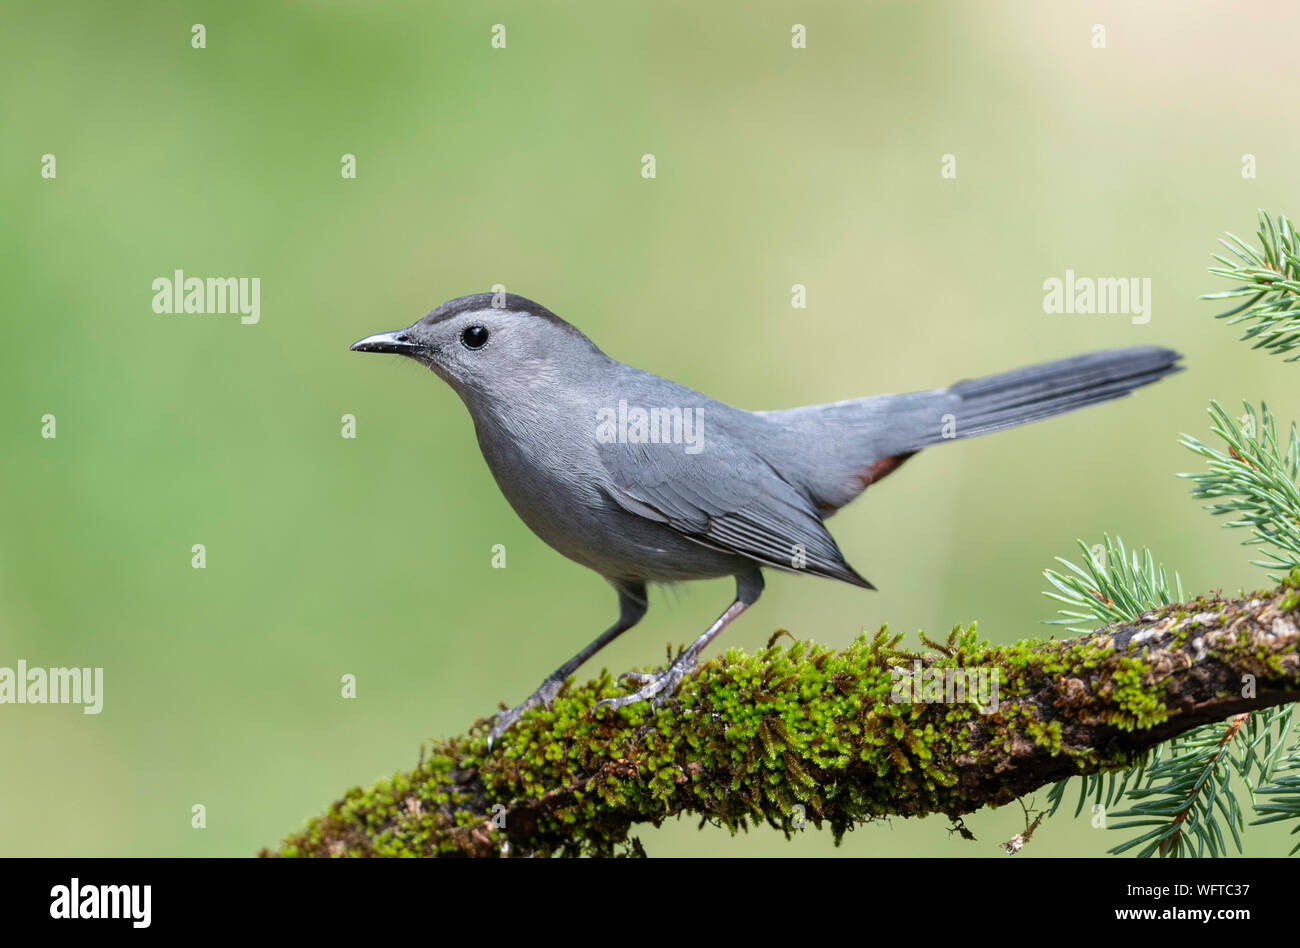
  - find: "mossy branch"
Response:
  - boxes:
[265,578,1300,857]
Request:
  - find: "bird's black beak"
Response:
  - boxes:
[350,330,419,354]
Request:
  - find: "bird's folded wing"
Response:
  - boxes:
[597,440,872,587]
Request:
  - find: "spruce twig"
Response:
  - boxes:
[1205,211,1300,360]
[1179,401,1300,580]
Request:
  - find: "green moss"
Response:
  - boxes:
[264,587,1294,857]
[1102,655,1171,731]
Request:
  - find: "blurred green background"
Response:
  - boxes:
[3,0,1299,857]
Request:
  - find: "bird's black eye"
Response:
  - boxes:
[461,325,489,350]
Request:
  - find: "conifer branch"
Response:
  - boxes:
[1205,211,1300,360]
[1180,401,1300,579]
[1253,738,1300,853]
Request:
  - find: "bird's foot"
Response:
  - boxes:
[594,652,697,715]
[486,676,564,750]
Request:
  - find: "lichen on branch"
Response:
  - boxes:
[265,576,1300,857]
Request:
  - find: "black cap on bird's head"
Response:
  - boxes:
[350,292,603,395]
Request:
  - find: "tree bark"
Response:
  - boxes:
[264,579,1300,857]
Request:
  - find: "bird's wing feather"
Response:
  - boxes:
[597,438,872,587]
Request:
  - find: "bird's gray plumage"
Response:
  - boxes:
[351,292,1183,745]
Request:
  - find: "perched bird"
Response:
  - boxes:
[352,293,1182,746]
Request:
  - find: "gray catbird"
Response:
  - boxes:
[352,292,1182,746]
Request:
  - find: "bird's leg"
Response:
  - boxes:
[486,581,646,749]
[597,569,763,715]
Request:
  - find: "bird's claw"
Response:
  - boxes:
[594,654,697,715]
[486,677,564,750]
[489,654,701,747]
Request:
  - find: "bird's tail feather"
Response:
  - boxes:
[758,345,1183,515]
[933,345,1183,443]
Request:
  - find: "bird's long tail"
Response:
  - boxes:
[763,345,1183,514]
[922,344,1183,445]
